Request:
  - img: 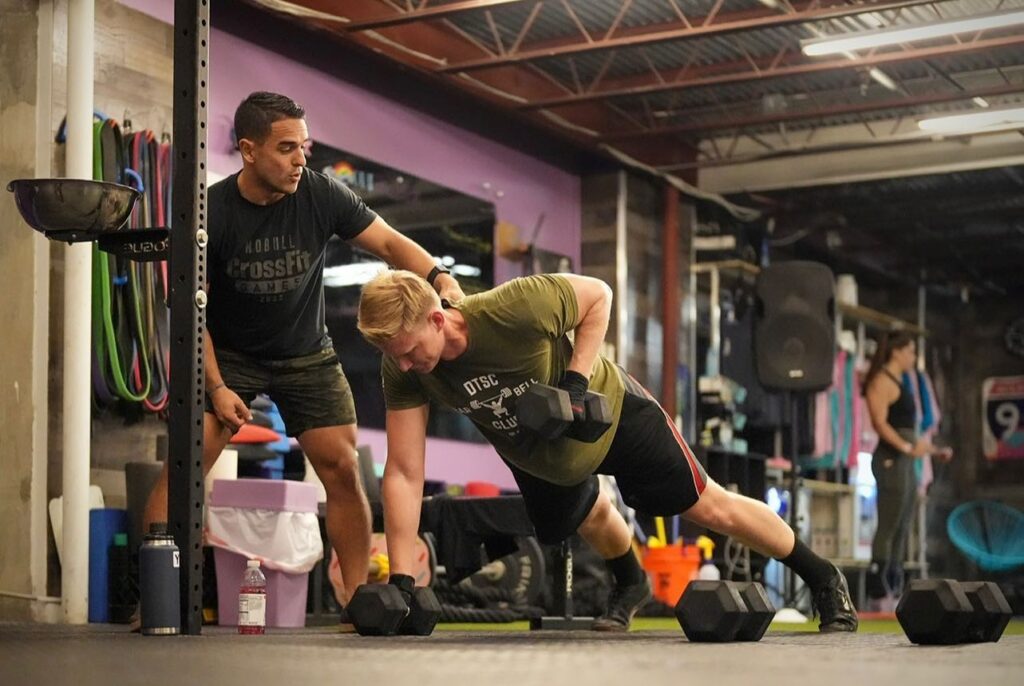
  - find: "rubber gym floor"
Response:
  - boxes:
[1,618,1021,686]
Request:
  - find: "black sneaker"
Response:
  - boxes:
[812,565,858,633]
[592,577,652,632]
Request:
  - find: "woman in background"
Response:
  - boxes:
[863,332,950,602]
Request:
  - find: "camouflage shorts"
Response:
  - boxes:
[206,346,357,437]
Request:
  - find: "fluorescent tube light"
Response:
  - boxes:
[867,67,899,91]
[917,105,1024,134]
[802,9,1024,56]
[323,260,482,287]
[450,264,482,278]
[323,261,386,288]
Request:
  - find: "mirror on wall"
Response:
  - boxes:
[311,141,495,442]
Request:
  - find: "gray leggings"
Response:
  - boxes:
[871,429,918,570]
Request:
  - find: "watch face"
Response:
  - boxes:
[1007,317,1024,358]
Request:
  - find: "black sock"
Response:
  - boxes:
[606,550,645,587]
[779,538,836,591]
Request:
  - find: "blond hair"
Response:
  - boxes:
[358,269,440,347]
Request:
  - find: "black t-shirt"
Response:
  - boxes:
[206,168,377,358]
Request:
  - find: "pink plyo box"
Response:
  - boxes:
[209,478,318,513]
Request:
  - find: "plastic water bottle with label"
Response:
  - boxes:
[238,559,267,635]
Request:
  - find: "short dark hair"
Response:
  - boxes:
[233,92,305,145]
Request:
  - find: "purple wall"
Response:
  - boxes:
[120,0,583,489]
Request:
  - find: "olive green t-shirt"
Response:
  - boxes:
[382,274,625,486]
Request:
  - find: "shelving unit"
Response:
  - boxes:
[689,259,933,590]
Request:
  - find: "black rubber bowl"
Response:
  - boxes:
[7,178,141,238]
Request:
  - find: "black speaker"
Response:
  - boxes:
[754,261,835,392]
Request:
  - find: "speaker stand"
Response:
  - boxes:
[786,390,803,610]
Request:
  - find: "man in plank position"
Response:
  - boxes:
[357,270,858,632]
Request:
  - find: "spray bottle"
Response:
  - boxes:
[696,535,721,581]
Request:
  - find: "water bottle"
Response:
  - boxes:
[138,523,180,635]
[238,560,267,635]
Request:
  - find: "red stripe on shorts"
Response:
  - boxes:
[626,371,706,494]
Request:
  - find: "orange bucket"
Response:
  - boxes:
[642,544,700,606]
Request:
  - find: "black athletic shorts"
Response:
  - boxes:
[505,370,708,544]
[205,346,357,437]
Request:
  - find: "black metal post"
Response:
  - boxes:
[787,391,801,607]
[555,539,574,618]
[529,538,593,630]
[169,0,209,636]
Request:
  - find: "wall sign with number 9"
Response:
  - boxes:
[995,401,1021,440]
[982,376,1024,460]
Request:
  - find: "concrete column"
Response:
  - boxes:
[60,0,96,624]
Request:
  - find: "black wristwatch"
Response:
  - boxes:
[426,265,450,287]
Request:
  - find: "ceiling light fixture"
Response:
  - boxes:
[867,67,899,92]
[802,9,1024,56]
[917,105,1024,134]
[796,14,901,90]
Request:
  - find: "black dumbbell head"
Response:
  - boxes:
[348,584,409,636]
[960,581,1012,643]
[400,587,442,636]
[517,385,573,439]
[732,582,775,642]
[571,392,613,443]
[896,579,973,645]
[675,580,748,642]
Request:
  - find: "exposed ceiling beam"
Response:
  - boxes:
[844,188,1024,211]
[602,82,1024,140]
[344,0,525,31]
[439,0,939,73]
[699,131,1024,193]
[799,207,1024,237]
[520,34,1024,110]
[217,0,605,172]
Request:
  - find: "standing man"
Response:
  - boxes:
[144,92,464,607]
[357,271,859,633]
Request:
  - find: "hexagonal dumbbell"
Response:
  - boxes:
[732,581,776,642]
[348,583,409,636]
[399,587,442,636]
[570,392,613,442]
[896,579,974,645]
[960,581,1012,643]
[517,384,612,442]
[675,580,776,643]
[675,580,746,642]
[517,384,574,439]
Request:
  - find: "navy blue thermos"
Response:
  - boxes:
[139,523,180,635]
